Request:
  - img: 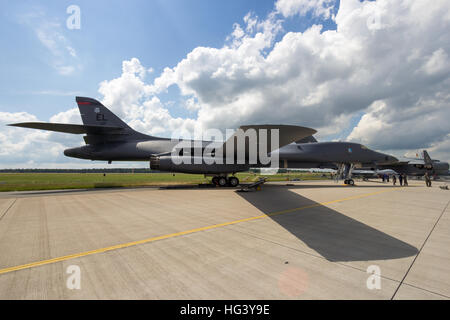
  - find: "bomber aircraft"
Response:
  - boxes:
[9,97,316,187]
[372,150,449,178]
[274,136,398,185]
[9,97,399,187]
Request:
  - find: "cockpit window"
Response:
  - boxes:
[361,145,368,149]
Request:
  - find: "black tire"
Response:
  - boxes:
[218,177,228,187]
[212,177,219,185]
[348,179,355,186]
[228,177,239,187]
[344,179,348,184]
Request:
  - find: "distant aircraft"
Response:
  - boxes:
[374,150,449,178]
[352,169,398,180]
[8,97,316,187]
[273,136,398,185]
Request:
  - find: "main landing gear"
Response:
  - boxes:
[343,179,355,186]
[211,176,240,187]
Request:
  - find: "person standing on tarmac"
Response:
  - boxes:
[403,174,408,186]
[424,172,432,187]
[393,175,397,186]
[399,174,403,186]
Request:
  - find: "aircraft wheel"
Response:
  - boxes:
[212,177,219,185]
[344,179,348,184]
[228,177,239,187]
[218,177,228,187]
[348,179,355,186]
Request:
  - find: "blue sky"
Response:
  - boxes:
[0,0,338,120]
[1,0,449,167]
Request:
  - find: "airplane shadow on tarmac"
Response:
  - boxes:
[264,183,408,189]
[236,185,418,262]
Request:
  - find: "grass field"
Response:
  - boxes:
[0,172,331,192]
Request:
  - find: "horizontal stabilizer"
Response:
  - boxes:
[8,122,124,134]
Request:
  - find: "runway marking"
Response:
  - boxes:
[0,187,399,275]
[391,199,450,300]
[0,199,17,221]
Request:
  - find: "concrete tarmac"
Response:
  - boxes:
[0,180,448,299]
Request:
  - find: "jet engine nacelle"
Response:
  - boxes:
[150,156,250,174]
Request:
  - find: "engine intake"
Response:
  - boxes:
[149,155,249,174]
[149,155,160,170]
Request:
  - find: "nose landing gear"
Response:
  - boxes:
[337,163,356,186]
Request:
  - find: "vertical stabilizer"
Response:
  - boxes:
[423,150,433,166]
[75,96,151,144]
[76,96,130,129]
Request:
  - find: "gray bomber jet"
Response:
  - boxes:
[274,136,398,185]
[371,150,449,178]
[9,96,316,187]
[8,96,398,187]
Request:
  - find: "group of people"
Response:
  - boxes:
[385,172,433,187]
[391,174,408,186]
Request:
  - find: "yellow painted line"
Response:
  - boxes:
[0,187,400,275]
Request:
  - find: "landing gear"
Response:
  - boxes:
[344,179,355,186]
[211,175,240,187]
[228,176,239,187]
[337,163,356,186]
[218,177,228,187]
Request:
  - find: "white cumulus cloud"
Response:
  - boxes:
[275,0,337,19]
[3,0,450,167]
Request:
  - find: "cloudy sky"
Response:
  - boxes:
[0,0,449,168]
